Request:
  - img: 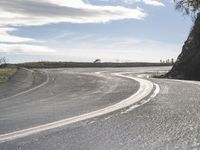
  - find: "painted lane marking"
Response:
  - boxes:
[121,83,159,114]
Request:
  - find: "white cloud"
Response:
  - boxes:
[0,28,34,43]
[0,0,147,57]
[122,0,165,6]
[0,44,56,54]
[143,0,164,6]
[0,0,147,26]
[0,0,168,63]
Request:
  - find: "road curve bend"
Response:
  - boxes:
[0,72,155,143]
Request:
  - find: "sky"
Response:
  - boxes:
[0,0,193,63]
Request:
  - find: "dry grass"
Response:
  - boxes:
[0,67,17,83]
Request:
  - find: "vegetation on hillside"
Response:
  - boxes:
[0,67,17,83]
[174,0,200,17]
[17,61,173,68]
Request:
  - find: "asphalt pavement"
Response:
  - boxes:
[1,66,200,150]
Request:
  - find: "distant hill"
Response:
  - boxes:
[17,61,172,68]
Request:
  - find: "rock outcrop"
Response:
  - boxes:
[166,13,200,80]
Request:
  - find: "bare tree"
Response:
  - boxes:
[0,57,7,67]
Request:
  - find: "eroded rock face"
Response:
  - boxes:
[166,13,200,80]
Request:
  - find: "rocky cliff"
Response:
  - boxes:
[166,13,200,80]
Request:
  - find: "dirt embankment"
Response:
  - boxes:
[166,14,200,80]
[0,68,47,99]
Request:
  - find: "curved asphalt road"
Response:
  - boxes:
[1,66,200,150]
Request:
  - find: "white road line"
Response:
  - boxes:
[137,74,151,78]
[0,68,50,101]
[94,71,107,75]
[121,83,160,114]
[0,73,155,143]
